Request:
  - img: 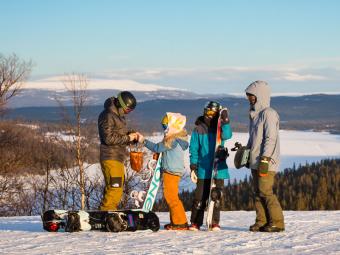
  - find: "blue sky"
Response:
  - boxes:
[1,0,340,94]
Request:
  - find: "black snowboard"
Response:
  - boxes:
[42,209,160,232]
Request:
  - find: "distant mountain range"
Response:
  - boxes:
[6,94,340,134]
[10,88,204,108]
[10,76,232,108]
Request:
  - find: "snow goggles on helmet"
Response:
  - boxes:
[204,109,218,118]
[117,95,133,113]
[204,101,220,118]
[123,107,133,114]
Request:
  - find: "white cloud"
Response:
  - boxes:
[279,72,328,81]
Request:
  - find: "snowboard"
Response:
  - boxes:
[130,153,163,212]
[206,108,227,230]
[42,209,160,233]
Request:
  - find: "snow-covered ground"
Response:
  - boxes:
[1,130,339,254]
[0,211,339,254]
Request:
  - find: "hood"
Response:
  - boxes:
[104,97,120,115]
[104,97,114,109]
[245,80,271,112]
[195,115,217,131]
[195,116,205,126]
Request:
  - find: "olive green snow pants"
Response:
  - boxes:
[251,170,285,229]
[100,160,125,211]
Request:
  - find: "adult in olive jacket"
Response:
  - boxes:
[98,91,138,211]
[245,81,285,232]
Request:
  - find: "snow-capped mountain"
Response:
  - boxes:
[10,76,204,107]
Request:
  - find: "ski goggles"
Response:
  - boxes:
[123,107,133,114]
[117,95,134,114]
[204,109,218,118]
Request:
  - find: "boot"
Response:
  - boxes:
[188,223,200,231]
[164,223,188,230]
[249,223,266,232]
[210,223,221,231]
[260,224,285,232]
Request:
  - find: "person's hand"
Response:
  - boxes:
[136,132,145,143]
[216,145,229,161]
[220,108,229,124]
[190,164,198,184]
[128,133,138,142]
[258,156,270,177]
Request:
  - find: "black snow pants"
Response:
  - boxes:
[190,179,224,226]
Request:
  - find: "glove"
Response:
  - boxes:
[190,164,198,184]
[220,108,229,124]
[258,156,270,177]
[216,145,229,161]
[128,133,139,143]
[136,132,145,143]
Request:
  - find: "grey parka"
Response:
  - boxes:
[245,81,280,172]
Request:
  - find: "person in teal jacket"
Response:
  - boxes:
[189,101,232,231]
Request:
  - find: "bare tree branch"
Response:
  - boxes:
[0,53,33,114]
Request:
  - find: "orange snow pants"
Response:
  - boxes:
[163,172,187,225]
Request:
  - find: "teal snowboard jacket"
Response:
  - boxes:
[189,116,233,179]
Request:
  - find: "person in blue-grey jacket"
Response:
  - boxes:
[138,112,189,230]
[189,101,232,231]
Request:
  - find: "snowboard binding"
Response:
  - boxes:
[106,212,128,232]
[130,190,147,208]
[65,212,81,232]
[42,210,67,232]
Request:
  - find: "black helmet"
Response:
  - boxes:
[116,91,137,112]
[204,101,221,118]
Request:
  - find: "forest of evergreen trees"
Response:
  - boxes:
[154,158,340,211]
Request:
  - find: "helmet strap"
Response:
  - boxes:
[118,93,128,111]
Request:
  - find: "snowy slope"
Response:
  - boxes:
[0,211,339,255]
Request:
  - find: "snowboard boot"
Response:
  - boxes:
[146,212,160,232]
[106,213,128,232]
[210,223,221,231]
[249,223,267,232]
[42,210,63,232]
[188,223,200,231]
[65,212,81,232]
[164,223,188,230]
[260,224,285,232]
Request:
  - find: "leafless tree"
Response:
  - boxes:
[59,73,89,210]
[0,53,33,114]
